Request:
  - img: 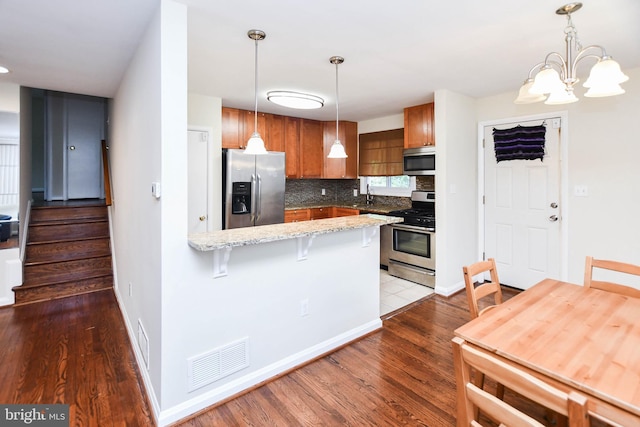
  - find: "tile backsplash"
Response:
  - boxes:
[285,175,434,208]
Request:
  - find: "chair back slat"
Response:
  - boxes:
[452,337,590,427]
[584,256,640,298]
[463,258,503,319]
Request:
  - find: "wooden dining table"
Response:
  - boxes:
[454,278,640,426]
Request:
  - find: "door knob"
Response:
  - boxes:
[69,145,76,150]
[199,215,206,221]
[550,202,558,208]
[549,215,558,222]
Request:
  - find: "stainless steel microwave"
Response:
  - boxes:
[403,147,435,176]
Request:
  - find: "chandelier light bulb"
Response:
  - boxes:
[583,58,629,88]
[530,67,565,95]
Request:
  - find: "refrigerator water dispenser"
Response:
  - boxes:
[231,182,251,214]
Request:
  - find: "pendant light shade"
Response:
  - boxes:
[327,56,347,159]
[244,29,268,155]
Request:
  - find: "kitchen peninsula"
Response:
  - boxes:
[184,214,401,414]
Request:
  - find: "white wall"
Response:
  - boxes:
[109,0,166,418]
[0,82,20,306]
[433,90,478,295]
[476,67,640,285]
[358,113,403,134]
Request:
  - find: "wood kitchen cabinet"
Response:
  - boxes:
[266,114,285,152]
[284,116,301,178]
[299,119,323,179]
[404,102,435,148]
[284,209,310,223]
[359,128,404,176]
[331,207,360,217]
[221,107,243,149]
[323,121,358,179]
[309,207,330,220]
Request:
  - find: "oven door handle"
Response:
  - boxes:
[390,223,435,234]
[389,260,436,276]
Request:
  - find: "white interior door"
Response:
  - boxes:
[66,96,105,199]
[188,130,209,233]
[484,117,562,289]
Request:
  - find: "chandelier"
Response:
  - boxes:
[514,2,629,105]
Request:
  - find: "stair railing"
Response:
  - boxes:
[101,140,112,206]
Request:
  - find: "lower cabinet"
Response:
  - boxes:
[284,209,310,223]
[285,207,360,223]
[331,207,360,217]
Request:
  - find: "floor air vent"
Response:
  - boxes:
[187,337,249,392]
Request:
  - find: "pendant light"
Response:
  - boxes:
[244,29,268,155]
[327,56,347,159]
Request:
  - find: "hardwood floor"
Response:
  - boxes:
[0,285,608,426]
[0,289,154,426]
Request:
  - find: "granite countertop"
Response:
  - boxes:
[285,203,399,215]
[188,214,403,251]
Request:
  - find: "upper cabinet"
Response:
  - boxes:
[222,107,358,179]
[299,119,324,179]
[359,128,404,176]
[323,121,358,179]
[221,107,243,149]
[284,116,301,178]
[404,102,434,148]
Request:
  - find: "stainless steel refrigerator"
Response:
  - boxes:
[222,149,285,229]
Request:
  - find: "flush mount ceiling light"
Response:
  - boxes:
[0,66,9,74]
[267,91,324,109]
[244,29,268,155]
[327,56,347,159]
[514,2,629,105]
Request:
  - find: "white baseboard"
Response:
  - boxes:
[157,318,383,426]
[435,280,465,297]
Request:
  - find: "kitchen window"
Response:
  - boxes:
[360,175,416,197]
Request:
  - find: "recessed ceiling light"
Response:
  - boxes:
[0,66,9,74]
[267,91,324,109]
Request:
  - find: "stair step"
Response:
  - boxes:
[26,238,111,265]
[28,220,109,243]
[23,255,113,286]
[13,276,113,306]
[30,205,107,224]
[15,202,113,305]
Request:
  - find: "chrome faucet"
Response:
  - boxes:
[366,184,374,205]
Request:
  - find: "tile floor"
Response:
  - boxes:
[380,269,434,316]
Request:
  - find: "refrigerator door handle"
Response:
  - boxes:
[255,173,262,222]
[250,174,257,223]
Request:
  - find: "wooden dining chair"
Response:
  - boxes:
[462,258,505,401]
[452,337,590,427]
[462,258,503,319]
[584,256,640,298]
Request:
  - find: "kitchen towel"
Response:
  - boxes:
[493,124,546,162]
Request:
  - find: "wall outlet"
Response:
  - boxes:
[353,189,358,197]
[300,299,309,317]
[321,188,326,196]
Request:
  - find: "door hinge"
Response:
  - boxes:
[482,195,485,205]
[482,252,486,261]
[482,138,485,148]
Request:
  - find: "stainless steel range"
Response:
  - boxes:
[385,191,435,288]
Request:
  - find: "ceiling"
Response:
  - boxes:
[1,0,639,122]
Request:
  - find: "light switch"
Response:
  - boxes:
[151,182,161,198]
[574,185,588,197]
